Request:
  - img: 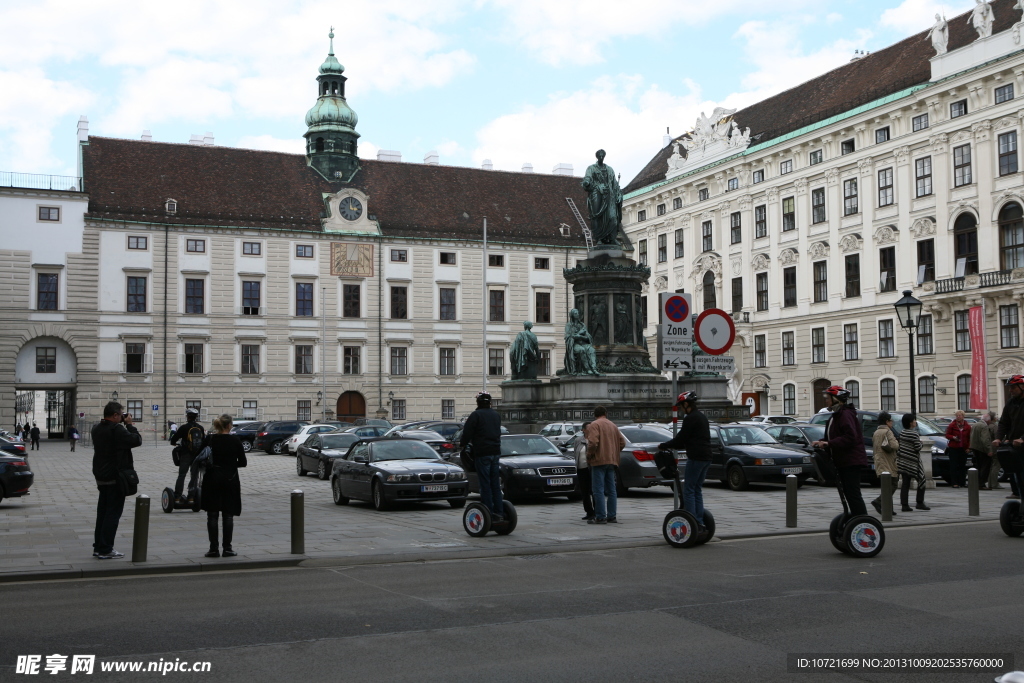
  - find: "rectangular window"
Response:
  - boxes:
[996,83,1014,104]
[185,400,201,413]
[919,377,936,413]
[754,334,766,368]
[998,210,1022,270]
[912,113,929,131]
[782,197,795,232]
[241,345,260,374]
[637,209,647,222]
[184,343,203,374]
[295,283,314,317]
[999,131,1018,176]
[390,399,406,421]
[955,310,971,352]
[391,249,407,262]
[658,233,668,261]
[126,400,143,421]
[673,197,683,210]
[185,278,204,314]
[638,239,647,265]
[297,400,311,422]
[439,347,456,376]
[242,400,258,420]
[844,324,859,360]
[878,319,895,358]
[813,260,828,303]
[488,254,504,268]
[754,205,767,238]
[915,156,932,197]
[535,291,551,324]
[812,327,826,363]
[783,266,797,307]
[756,272,768,311]
[640,296,647,331]
[127,276,147,312]
[731,277,742,313]
[957,375,972,411]
[390,347,408,375]
[809,150,823,165]
[812,188,826,223]
[951,99,967,118]
[843,178,858,216]
[242,281,261,315]
[845,254,860,298]
[782,331,795,366]
[539,349,551,376]
[294,345,313,374]
[38,206,60,221]
[780,160,793,175]
[343,346,360,374]
[391,286,408,319]
[674,229,684,258]
[917,239,935,283]
[953,144,972,186]
[841,139,855,155]
[917,315,934,354]
[877,167,894,206]
[729,212,741,244]
[125,343,146,374]
[36,347,56,373]
[727,178,739,192]
[1000,304,1020,348]
[488,348,504,376]
[186,239,205,253]
[342,284,360,318]
[880,379,896,412]
[128,236,147,250]
[441,399,455,420]
[439,252,456,265]
[702,221,713,251]
[242,241,261,256]
[752,169,764,184]
[534,257,550,270]
[657,203,666,215]
[37,273,58,310]
[489,289,505,322]
[439,287,457,321]
[698,188,709,201]
[783,384,796,416]
[879,246,896,293]
[875,126,890,144]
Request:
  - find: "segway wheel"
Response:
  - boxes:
[662,509,700,548]
[842,515,885,558]
[463,502,492,537]
[829,513,850,554]
[494,500,517,535]
[161,487,175,513]
[697,509,716,545]
[1000,499,1024,537]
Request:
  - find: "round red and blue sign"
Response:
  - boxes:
[664,295,689,323]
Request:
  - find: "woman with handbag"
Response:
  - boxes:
[201,414,247,558]
[897,414,930,512]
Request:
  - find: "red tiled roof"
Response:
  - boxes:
[82,136,590,247]
[623,0,1020,194]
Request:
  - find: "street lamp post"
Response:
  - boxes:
[894,290,924,415]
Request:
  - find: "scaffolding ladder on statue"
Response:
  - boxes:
[565,198,594,250]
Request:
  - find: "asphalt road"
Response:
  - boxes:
[2,522,1021,683]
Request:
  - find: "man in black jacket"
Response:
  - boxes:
[994,375,1024,499]
[91,401,141,559]
[29,423,40,450]
[659,392,712,528]
[170,408,205,504]
[461,392,504,521]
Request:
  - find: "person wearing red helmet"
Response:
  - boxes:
[993,375,1024,500]
[811,385,869,516]
[658,391,712,530]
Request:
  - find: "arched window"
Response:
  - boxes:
[880,378,896,411]
[315,137,324,153]
[322,82,329,96]
[953,213,978,275]
[845,380,860,408]
[702,271,716,310]
[957,374,972,411]
[783,384,796,415]
[999,202,1024,270]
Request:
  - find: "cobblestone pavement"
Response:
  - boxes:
[0,440,1010,575]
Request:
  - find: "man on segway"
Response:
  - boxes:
[993,375,1024,500]
[812,385,868,516]
[170,408,206,506]
[658,392,712,531]
[461,392,504,522]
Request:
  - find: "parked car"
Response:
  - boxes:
[0,436,28,456]
[704,424,816,491]
[330,438,468,510]
[449,425,511,452]
[456,434,577,502]
[384,430,458,459]
[254,421,309,454]
[296,432,361,480]
[408,422,463,439]
[340,425,390,439]
[383,421,437,436]
[0,452,33,504]
[314,420,354,429]
[284,423,339,454]
[230,421,265,453]
[355,418,393,428]
[617,424,675,494]
[740,415,799,426]
[538,422,584,447]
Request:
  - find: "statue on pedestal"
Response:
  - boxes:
[969,0,994,39]
[581,149,623,246]
[510,321,539,380]
[929,14,949,55]
[563,309,600,376]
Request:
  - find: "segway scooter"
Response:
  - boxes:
[997,443,1024,537]
[161,447,205,513]
[656,449,715,548]
[463,499,517,536]
[812,447,884,557]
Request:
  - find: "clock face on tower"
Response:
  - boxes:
[339,197,363,221]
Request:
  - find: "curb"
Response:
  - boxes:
[0,558,304,584]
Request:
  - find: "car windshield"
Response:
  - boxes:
[621,427,672,444]
[719,426,778,445]
[321,435,358,449]
[890,413,942,436]
[402,431,444,441]
[500,436,561,455]
[371,440,440,461]
[799,425,826,441]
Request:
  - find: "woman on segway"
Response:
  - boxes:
[811,385,868,516]
[994,375,1024,500]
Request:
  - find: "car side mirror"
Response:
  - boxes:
[353,456,368,463]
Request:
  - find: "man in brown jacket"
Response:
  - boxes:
[584,406,626,524]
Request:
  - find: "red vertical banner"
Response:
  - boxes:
[969,305,988,410]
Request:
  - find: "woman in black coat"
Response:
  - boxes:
[202,414,247,557]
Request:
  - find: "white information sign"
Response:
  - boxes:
[657,325,693,371]
[692,354,735,374]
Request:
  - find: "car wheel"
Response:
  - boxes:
[241,440,252,453]
[448,498,466,508]
[296,455,308,477]
[372,479,390,511]
[726,465,749,491]
[317,460,328,480]
[271,440,284,455]
[332,478,349,506]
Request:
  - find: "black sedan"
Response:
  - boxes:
[296,432,360,480]
[330,438,468,510]
[383,430,458,459]
[0,436,28,456]
[0,452,33,504]
[705,424,815,491]
[458,434,578,502]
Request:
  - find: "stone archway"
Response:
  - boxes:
[15,336,78,438]
[336,391,366,422]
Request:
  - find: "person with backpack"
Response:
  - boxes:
[170,408,206,505]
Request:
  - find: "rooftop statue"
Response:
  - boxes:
[563,309,600,376]
[510,321,539,380]
[581,149,623,246]
[969,0,994,40]
[929,14,949,55]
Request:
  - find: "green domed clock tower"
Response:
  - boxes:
[305,29,361,182]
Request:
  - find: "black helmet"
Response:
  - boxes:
[476,391,492,407]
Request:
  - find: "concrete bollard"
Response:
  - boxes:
[968,467,979,516]
[880,472,893,522]
[786,475,797,528]
[131,495,150,563]
[291,489,305,554]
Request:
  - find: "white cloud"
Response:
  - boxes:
[236,135,306,154]
[879,0,974,34]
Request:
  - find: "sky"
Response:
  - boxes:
[0,0,978,188]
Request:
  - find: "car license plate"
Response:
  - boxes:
[547,477,574,486]
[782,467,802,475]
[421,484,448,492]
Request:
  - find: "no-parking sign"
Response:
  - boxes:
[658,293,692,369]
[693,309,736,355]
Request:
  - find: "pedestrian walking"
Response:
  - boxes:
[945,411,971,488]
[168,421,178,441]
[68,425,80,452]
[91,401,141,559]
[201,414,247,558]
[812,385,869,516]
[584,406,626,524]
[993,375,1024,500]
[897,414,929,511]
[461,392,505,521]
[870,412,899,515]
[15,422,21,435]
[574,421,595,521]
[21,425,29,442]
[658,392,713,531]
[970,411,995,489]
[29,423,40,450]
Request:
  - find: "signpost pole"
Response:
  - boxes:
[671,371,678,436]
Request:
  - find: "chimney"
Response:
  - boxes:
[424,150,439,165]
[203,132,215,146]
[141,130,152,141]
[77,116,89,142]
[521,162,534,173]
[481,159,493,170]
[552,163,573,176]
[377,150,402,162]
[188,134,203,145]
[663,126,672,148]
